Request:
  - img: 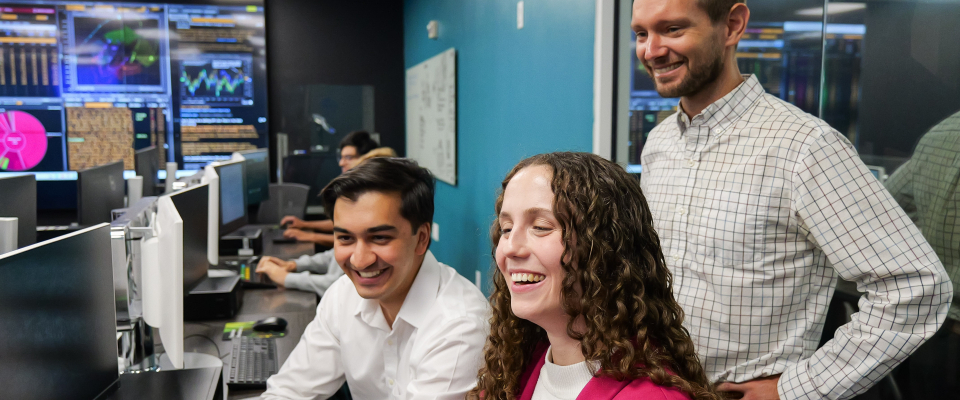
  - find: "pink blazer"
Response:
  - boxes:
[516,343,693,400]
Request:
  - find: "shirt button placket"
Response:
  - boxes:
[384,333,399,396]
[676,143,699,266]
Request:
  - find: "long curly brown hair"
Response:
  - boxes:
[470,152,719,400]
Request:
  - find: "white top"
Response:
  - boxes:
[641,74,952,399]
[531,347,594,400]
[261,251,490,400]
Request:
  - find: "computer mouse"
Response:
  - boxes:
[252,317,288,332]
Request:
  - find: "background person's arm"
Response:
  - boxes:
[280,216,333,232]
[779,129,952,400]
[884,159,918,224]
[284,267,345,296]
[283,229,333,246]
[283,249,345,296]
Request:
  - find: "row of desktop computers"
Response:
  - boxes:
[0,146,270,248]
[0,149,276,399]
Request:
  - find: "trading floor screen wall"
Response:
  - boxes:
[0,0,268,178]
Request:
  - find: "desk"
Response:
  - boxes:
[183,289,318,399]
[182,227,320,399]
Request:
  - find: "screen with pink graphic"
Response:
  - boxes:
[0,111,48,172]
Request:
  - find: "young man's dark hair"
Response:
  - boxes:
[338,130,379,156]
[698,0,745,23]
[321,157,435,233]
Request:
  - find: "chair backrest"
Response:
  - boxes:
[256,183,311,224]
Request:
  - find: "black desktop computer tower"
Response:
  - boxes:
[184,275,243,321]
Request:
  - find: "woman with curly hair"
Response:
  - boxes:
[470,152,719,400]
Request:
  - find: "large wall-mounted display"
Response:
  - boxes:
[0,0,268,179]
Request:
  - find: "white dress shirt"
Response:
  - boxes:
[261,250,489,400]
[640,75,952,399]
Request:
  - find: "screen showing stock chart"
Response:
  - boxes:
[0,0,268,179]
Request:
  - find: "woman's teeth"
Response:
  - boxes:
[510,273,545,284]
[358,269,385,278]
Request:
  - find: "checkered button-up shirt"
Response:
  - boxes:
[640,75,952,400]
[885,110,960,321]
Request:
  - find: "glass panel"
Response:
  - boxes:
[274,83,375,207]
[616,0,825,172]
[822,1,960,396]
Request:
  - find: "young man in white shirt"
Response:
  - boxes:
[261,157,489,400]
[632,0,952,399]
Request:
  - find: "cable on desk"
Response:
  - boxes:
[184,334,221,358]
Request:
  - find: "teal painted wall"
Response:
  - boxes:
[404,0,596,292]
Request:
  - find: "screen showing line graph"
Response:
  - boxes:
[180,57,253,106]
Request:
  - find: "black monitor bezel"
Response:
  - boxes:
[77,160,125,225]
[135,146,160,197]
[166,183,210,292]
[213,160,247,235]
[0,174,37,248]
[236,148,270,206]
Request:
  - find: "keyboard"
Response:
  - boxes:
[227,336,279,390]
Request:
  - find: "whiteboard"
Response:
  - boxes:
[406,48,457,185]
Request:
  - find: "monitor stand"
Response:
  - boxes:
[220,226,263,256]
[159,352,223,371]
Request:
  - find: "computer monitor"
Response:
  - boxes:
[866,165,888,183]
[213,160,247,235]
[166,184,209,292]
[235,148,270,206]
[0,224,120,399]
[77,160,125,225]
[135,146,160,197]
[0,174,36,248]
[141,196,184,369]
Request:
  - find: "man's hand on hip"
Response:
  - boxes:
[717,375,781,400]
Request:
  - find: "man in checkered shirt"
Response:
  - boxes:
[632,1,952,399]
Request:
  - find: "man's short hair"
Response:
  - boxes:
[321,157,435,233]
[698,0,745,23]
[339,131,379,155]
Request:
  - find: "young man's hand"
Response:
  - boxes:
[716,375,780,400]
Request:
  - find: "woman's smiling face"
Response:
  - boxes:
[495,164,568,327]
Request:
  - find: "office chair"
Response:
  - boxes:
[255,183,310,224]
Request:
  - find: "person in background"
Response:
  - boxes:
[884,110,960,399]
[280,130,396,246]
[257,131,396,295]
[633,0,952,398]
[261,157,488,400]
[471,152,718,400]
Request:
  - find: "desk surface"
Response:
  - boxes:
[184,227,319,399]
[183,289,318,399]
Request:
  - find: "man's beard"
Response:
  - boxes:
[651,44,725,99]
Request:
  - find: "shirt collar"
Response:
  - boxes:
[353,250,442,331]
[675,74,762,137]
